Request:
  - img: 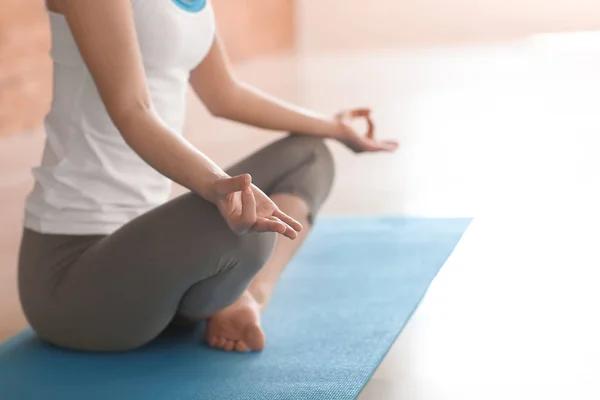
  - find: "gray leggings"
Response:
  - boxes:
[18,135,335,351]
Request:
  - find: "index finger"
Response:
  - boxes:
[349,108,371,118]
[349,109,375,139]
[273,210,303,232]
[366,116,375,139]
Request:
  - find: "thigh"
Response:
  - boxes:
[27,193,270,351]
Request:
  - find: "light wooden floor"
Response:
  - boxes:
[1,32,600,399]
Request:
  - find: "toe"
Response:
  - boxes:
[235,341,249,353]
[243,324,266,352]
[224,340,236,352]
[217,337,227,349]
[208,336,218,348]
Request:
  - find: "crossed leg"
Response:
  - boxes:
[204,135,335,352]
[18,135,334,352]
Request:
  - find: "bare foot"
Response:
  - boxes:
[205,291,265,352]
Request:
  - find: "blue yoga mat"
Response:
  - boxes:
[0,217,470,400]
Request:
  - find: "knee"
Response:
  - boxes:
[311,138,335,190]
[304,137,336,204]
[287,135,336,189]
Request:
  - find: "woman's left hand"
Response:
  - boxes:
[212,174,302,239]
[334,108,399,153]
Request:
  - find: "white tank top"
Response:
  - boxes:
[25,0,216,234]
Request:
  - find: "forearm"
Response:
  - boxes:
[214,81,342,138]
[116,107,226,201]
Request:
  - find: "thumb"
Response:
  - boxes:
[214,174,251,197]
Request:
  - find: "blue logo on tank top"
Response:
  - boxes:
[171,0,207,13]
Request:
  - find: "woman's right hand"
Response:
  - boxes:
[210,174,302,239]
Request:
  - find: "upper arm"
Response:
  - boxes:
[54,0,151,126]
[189,31,238,115]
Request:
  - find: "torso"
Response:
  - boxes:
[25,0,215,235]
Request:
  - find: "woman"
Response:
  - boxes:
[18,0,398,353]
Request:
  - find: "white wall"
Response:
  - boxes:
[296,0,600,51]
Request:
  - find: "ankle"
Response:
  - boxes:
[248,285,270,309]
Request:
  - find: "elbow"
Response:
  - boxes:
[109,96,153,136]
[203,81,241,119]
[205,99,230,119]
